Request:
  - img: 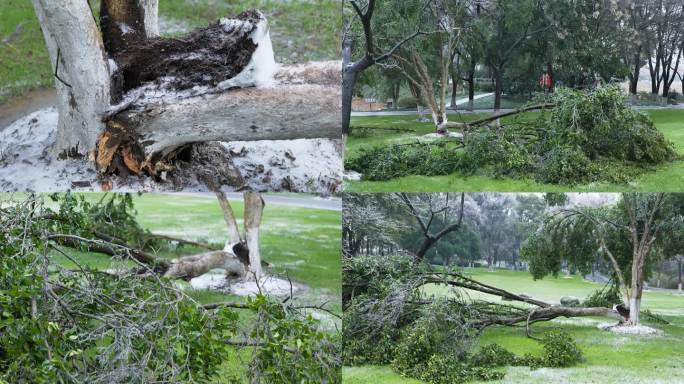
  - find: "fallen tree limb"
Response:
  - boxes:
[98,61,342,175]
[446,103,555,130]
[418,271,551,308]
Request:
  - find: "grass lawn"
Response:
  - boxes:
[42,193,341,380]
[343,268,684,384]
[0,0,339,103]
[345,109,684,192]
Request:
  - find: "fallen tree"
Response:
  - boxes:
[0,194,341,383]
[32,0,340,183]
[41,191,266,281]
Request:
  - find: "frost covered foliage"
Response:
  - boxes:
[342,255,583,383]
[346,87,676,184]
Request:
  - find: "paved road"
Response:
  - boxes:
[174,192,341,211]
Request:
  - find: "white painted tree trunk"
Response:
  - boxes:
[629,296,641,325]
[216,191,243,245]
[137,0,159,37]
[32,0,112,156]
[244,192,264,280]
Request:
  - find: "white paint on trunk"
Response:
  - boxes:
[218,11,278,89]
[137,0,159,38]
[245,227,262,279]
[629,297,641,325]
[32,0,111,156]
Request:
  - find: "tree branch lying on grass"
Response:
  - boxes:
[446,103,556,130]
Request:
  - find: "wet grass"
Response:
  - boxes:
[345,109,684,192]
[0,0,339,104]
[343,267,684,384]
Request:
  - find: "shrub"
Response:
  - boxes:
[470,344,516,367]
[534,145,591,184]
[345,143,463,181]
[540,330,584,368]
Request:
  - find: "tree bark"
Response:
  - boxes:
[243,191,264,280]
[99,61,341,174]
[32,0,112,157]
[493,66,503,112]
[216,191,243,245]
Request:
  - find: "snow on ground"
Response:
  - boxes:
[0,108,341,193]
[602,324,664,335]
[189,269,301,297]
[223,139,342,193]
[420,131,463,140]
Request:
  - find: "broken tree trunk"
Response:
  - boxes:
[33,1,341,176]
[418,271,625,327]
[163,250,245,280]
[244,191,264,280]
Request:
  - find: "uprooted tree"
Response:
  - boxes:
[0,193,341,383]
[521,192,684,325]
[32,0,340,182]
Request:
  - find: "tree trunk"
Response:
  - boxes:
[342,57,372,136]
[467,64,475,111]
[32,0,112,157]
[678,257,682,293]
[243,191,264,280]
[216,191,243,245]
[164,250,243,279]
[451,71,458,110]
[629,51,640,96]
[493,67,503,112]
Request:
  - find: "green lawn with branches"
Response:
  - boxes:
[345,109,684,192]
[343,268,684,384]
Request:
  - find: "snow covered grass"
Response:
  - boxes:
[348,267,684,384]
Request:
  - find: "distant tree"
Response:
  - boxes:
[342,0,430,135]
[395,192,466,263]
[476,0,549,111]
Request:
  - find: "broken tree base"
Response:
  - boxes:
[0,108,341,192]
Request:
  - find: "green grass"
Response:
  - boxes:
[345,109,684,192]
[0,0,339,104]
[344,267,684,384]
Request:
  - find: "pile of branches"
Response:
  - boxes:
[0,194,340,383]
[346,86,677,184]
[343,254,620,383]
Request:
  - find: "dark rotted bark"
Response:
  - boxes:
[100,0,148,55]
[107,11,259,102]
